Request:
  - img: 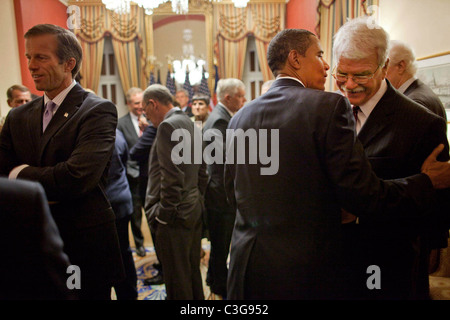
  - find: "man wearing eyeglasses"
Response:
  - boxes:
[333,17,450,300]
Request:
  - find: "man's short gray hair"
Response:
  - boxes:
[388,40,418,76]
[216,78,245,102]
[143,84,173,106]
[333,17,390,67]
[126,87,143,103]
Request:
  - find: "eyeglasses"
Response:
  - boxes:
[332,65,380,84]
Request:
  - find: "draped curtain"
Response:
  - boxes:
[214,2,285,81]
[75,5,106,92]
[316,0,379,91]
[75,4,148,94]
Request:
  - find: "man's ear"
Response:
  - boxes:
[65,57,76,74]
[396,60,407,75]
[287,50,301,69]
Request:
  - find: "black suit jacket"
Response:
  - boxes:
[129,124,157,178]
[145,109,208,228]
[117,113,140,179]
[202,103,233,211]
[225,78,437,299]
[106,129,133,220]
[0,84,124,288]
[0,178,76,300]
[358,80,450,242]
[404,78,447,120]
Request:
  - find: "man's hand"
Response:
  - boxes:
[421,144,450,189]
[139,116,149,132]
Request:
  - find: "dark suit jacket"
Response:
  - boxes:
[0,84,124,288]
[225,78,438,300]
[106,129,133,220]
[202,103,233,211]
[0,178,76,300]
[404,78,447,120]
[117,113,140,179]
[145,109,208,228]
[129,124,157,179]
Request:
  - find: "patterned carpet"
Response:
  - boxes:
[126,242,450,300]
[131,242,211,300]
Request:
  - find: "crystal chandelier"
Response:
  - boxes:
[102,0,248,15]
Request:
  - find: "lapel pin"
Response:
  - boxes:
[64,112,69,118]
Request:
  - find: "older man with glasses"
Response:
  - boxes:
[334,17,450,300]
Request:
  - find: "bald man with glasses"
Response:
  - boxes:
[334,18,450,300]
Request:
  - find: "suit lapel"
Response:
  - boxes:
[40,84,85,158]
[124,113,138,141]
[27,97,45,163]
[357,82,397,147]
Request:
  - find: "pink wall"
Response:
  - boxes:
[286,0,318,35]
[14,0,68,95]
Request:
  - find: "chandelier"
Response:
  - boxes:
[102,0,249,15]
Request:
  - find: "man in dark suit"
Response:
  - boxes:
[143,84,208,300]
[333,17,450,299]
[202,78,246,299]
[176,89,194,117]
[386,40,447,120]
[105,129,138,300]
[117,87,147,257]
[129,124,162,286]
[0,24,124,300]
[224,28,450,300]
[0,178,76,300]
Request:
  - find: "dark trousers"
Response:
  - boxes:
[113,215,138,300]
[128,176,145,248]
[206,207,235,297]
[153,215,204,300]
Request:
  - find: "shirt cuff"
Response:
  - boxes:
[9,164,29,180]
[155,217,168,225]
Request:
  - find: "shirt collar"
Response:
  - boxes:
[397,76,417,94]
[276,75,306,88]
[358,79,388,119]
[218,102,235,117]
[43,80,77,110]
[164,106,180,120]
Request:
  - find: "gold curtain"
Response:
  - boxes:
[74,3,148,94]
[317,0,379,91]
[251,3,284,82]
[214,4,249,79]
[75,5,107,93]
[108,4,147,93]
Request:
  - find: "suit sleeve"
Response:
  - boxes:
[324,96,436,218]
[129,125,157,162]
[17,99,117,200]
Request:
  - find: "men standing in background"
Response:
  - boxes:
[203,78,246,299]
[333,17,450,299]
[386,40,446,120]
[0,24,124,299]
[6,84,32,108]
[118,87,147,257]
[176,89,194,117]
[143,84,207,300]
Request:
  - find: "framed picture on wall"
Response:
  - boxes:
[416,52,450,111]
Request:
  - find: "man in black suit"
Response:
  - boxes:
[387,40,447,120]
[0,24,124,300]
[117,87,147,257]
[224,28,450,300]
[0,178,75,300]
[202,78,246,299]
[105,129,138,300]
[176,89,194,117]
[333,17,450,299]
[143,84,208,300]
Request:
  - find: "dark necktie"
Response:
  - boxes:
[352,105,360,122]
[43,101,57,132]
